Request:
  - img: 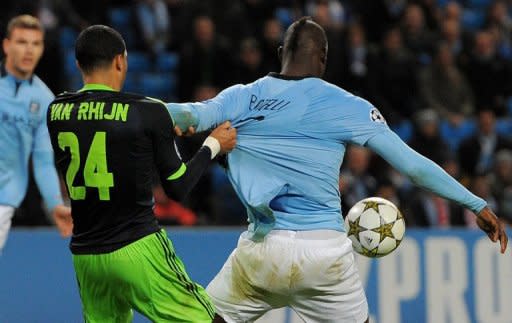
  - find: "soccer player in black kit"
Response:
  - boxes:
[47,25,236,322]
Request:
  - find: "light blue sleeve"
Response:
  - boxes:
[33,99,63,211]
[365,128,487,213]
[166,84,245,132]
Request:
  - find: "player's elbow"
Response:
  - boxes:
[399,162,420,176]
[162,185,187,202]
[400,162,429,184]
[391,149,432,181]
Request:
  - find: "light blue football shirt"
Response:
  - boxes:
[0,67,62,211]
[169,74,390,239]
[168,73,486,239]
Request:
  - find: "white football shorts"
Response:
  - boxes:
[0,205,15,252]
[207,230,368,323]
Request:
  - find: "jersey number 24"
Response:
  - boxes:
[58,132,114,201]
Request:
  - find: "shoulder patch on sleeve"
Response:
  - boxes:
[370,108,387,124]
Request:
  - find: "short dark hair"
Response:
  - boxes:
[75,25,126,74]
[283,16,327,57]
[6,15,43,38]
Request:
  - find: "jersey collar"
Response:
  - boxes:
[267,72,317,80]
[79,83,117,92]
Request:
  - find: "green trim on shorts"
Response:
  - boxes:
[155,230,216,317]
[73,229,214,322]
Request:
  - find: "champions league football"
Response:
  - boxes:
[345,197,406,258]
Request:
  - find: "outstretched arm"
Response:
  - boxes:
[366,129,508,253]
[166,101,218,133]
[167,84,245,133]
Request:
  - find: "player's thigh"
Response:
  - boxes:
[72,253,133,323]
[207,234,285,322]
[131,230,215,322]
[290,251,368,323]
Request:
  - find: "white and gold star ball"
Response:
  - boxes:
[345,197,405,258]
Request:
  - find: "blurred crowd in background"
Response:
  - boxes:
[1,0,512,228]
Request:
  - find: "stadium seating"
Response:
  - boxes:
[62,49,86,92]
[123,72,140,93]
[60,27,78,50]
[437,0,453,7]
[156,52,180,72]
[466,0,492,9]
[109,7,131,30]
[497,118,512,136]
[139,73,177,101]
[391,120,414,142]
[108,7,138,49]
[461,8,486,30]
[275,7,294,28]
[63,49,78,78]
[440,119,477,150]
[127,52,151,73]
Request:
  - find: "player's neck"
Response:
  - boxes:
[82,73,122,91]
[280,61,319,78]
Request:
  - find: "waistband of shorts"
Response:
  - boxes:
[267,229,346,240]
[241,229,352,252]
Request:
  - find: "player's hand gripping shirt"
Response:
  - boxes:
[168,73,486,240]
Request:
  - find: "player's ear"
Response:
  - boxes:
[277,46,283,63]
[2,37,9,56]
[114,54,124,72]
[321,46,328,65]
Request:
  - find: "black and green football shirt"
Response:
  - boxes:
[47,84,211,254]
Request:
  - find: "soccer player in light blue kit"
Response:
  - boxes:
[168,17,508,323]
[0,15,72,252]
